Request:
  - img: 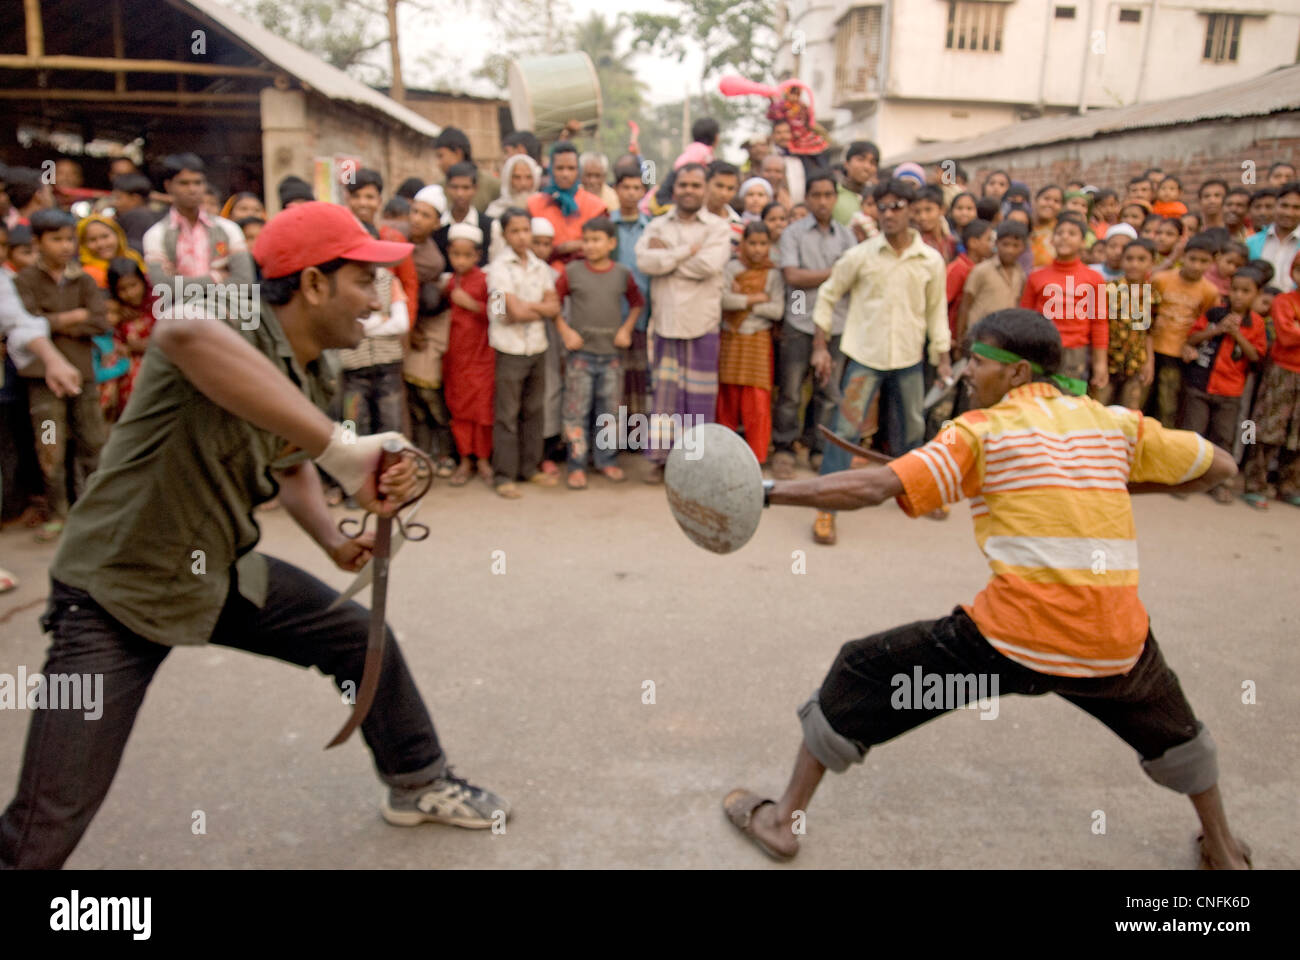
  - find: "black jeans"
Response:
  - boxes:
[773,329,842,454]
[0,557,444,869]
[816,607,1201,761]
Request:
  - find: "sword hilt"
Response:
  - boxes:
[376,437,405,501]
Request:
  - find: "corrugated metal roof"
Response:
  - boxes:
[889,63,1300,166]
[183,0,441,139]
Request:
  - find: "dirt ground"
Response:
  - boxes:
[1,454,1296,869]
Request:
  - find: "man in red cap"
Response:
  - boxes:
[0,202,510,869]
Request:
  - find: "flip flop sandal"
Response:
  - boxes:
[448,465,473,487]
[599,465,626,483]
[436,457,457,478]
[35,521,63,544]
[567,470,588,490]
[722,788,796,862]
[1210,487,1236,505]
[1195,834,1252,870]
[0,569,17,593]
[1242,493,1269,510]
[1282,495,1300,508]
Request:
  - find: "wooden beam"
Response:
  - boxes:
[0,90,261,104]
[38,103,260,120]
[24,0,43,58]
[0,55,277,80]
[112,0,125,93]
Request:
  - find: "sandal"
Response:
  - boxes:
[1209,486,1235,505]
[770,451,796,480]
[495,482,522,500]
[477,459,494,485]
[567,469,588,490]
[722,789,797,862]
[1282,494,1300,508]
[449,460,474,487]
[35,521,63,544]
[528,471,558,487]
[1196,833,1252,870]
[1242,493,1268,511]
[598,465,626,483]
[0,568,17,593]
[436,457,456,479]
[539,459,560,476]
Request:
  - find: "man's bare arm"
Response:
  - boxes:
[152,314,334,456]
[273,461,345,554]
[768,465,904,512]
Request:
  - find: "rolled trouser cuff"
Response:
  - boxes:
[380,755,447,789]
[798,692,868,773]
[1141,722,1218,795]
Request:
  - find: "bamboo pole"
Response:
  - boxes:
[24,0,43,58]
[0,55,276,79]
[112,0,125,93]
[0,89,261,103]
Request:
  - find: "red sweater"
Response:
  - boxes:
[1270,290,1300,374]
[1020,258,1108,351]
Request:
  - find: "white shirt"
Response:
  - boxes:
[1259,223,1300,293]
[486,247,555,356]
[633,208,733,339]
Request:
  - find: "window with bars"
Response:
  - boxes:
[1118,8,1141,23]
[945,1,1006,52]
[834,5,883,101]
[1203,13,1243,62]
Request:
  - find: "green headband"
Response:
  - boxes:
[970,341,1088,396]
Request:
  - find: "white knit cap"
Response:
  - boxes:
[739,177,772,200]
[447,222,483,246]
[530,217,555,238]
[413,184,447,215]
[1106,222,1138,241]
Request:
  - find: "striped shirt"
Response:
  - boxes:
[888,382,1213,678]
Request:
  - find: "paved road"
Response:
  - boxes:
[1,457,1296,869]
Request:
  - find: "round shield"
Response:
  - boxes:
[664,423,763,555]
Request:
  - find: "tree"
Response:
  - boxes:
[237,0,390,81]
[626,0,777,98]
[470,0,574,90]
[570,14,647,166]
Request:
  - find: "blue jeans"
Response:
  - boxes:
[820,359,925,476]
[562,351,622,471]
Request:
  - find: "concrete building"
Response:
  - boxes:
[889,62,1300,196]
[774,0,1300,158]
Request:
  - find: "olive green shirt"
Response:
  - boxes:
[49,299,338,646]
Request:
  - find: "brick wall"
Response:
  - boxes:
[951,112,1300,198]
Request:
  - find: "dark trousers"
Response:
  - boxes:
[492,350,546,484]
[0,557,444,869]
[773,329,842,454]
[341,362,406,436]
[1180,384,1239,452]
[817,607,1201,762]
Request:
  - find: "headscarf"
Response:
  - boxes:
[486,154,542,219]
[220,192,263,221]
[541,144,580,217]
[78,215,145,289]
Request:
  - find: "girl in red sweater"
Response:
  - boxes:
[1244,253,1300,508]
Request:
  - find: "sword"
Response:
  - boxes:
[326,498,423,611]
[325,438,419,749]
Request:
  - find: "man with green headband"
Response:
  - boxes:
[723,307,1251,870]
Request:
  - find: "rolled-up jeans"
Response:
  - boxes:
[820,358,925,476]
[341,362,406,436]
[0,556,445,869]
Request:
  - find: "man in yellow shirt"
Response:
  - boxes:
[724,308,1250,870]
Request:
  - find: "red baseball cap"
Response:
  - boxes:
[253,201,412,279]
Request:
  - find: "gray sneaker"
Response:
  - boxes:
[381,768,511,829]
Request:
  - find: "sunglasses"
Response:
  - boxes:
[877,199,909,212]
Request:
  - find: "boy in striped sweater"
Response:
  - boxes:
[724,308,1249,869]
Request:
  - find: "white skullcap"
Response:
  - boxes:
[1106,223,1138,241]
[739,177,773,199]
[530,217,555,238]
[413,184,447,215]
[447,222,483,246]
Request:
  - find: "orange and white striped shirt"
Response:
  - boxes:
[888,382,1213,678]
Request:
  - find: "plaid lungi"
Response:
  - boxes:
[1250,363,1300,450]
[647,331,719,464]
[622,328,651,418]
[719,328,772,390]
